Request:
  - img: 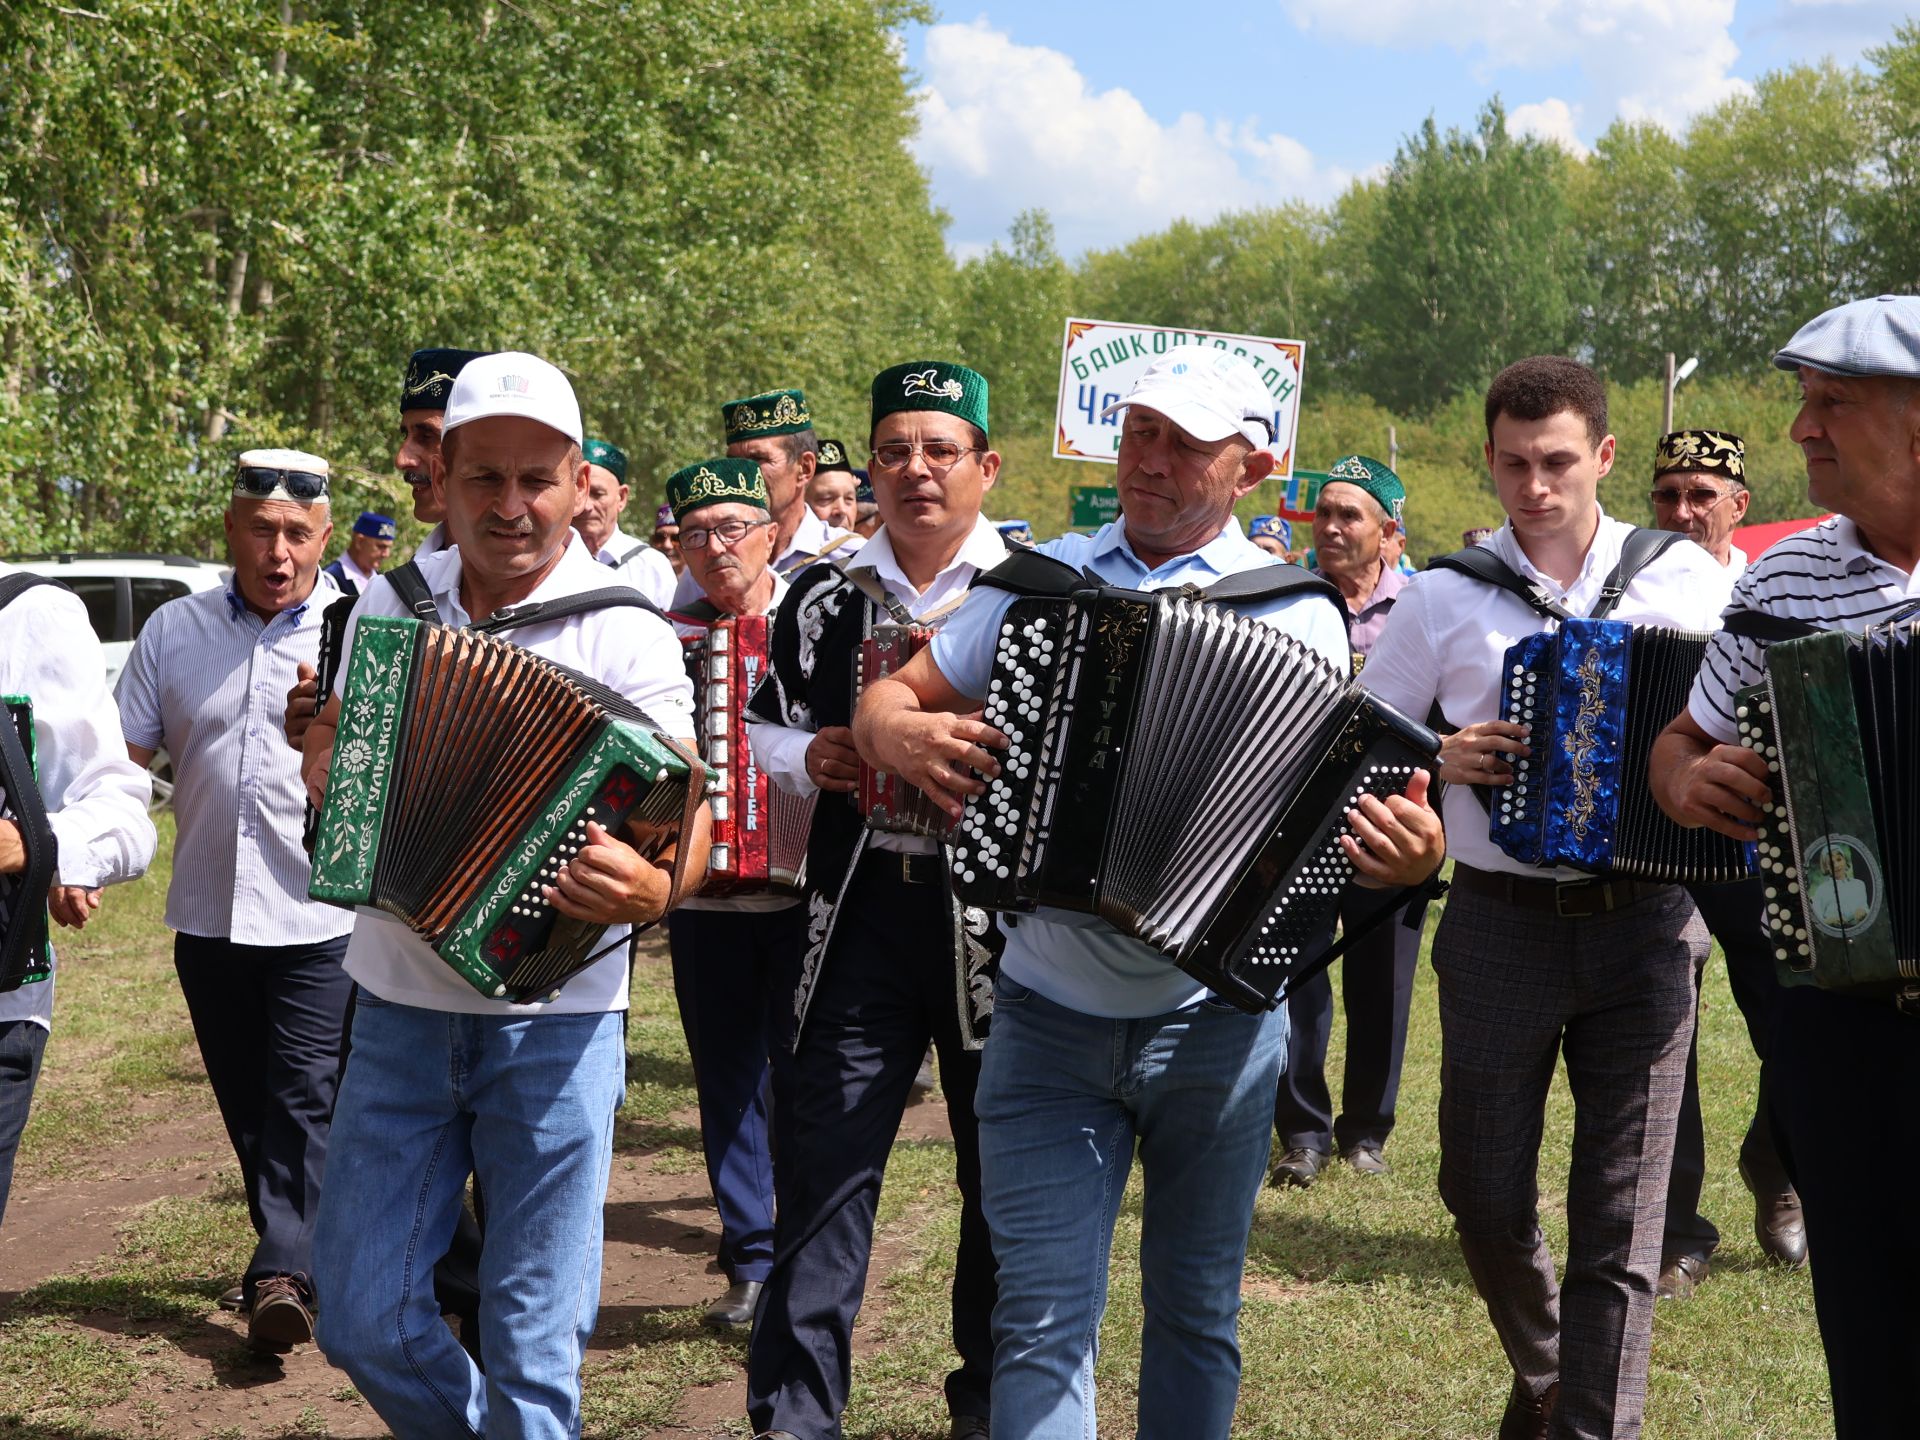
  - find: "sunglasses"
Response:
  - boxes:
[1648,485,1734,510]
[235,465,329,501]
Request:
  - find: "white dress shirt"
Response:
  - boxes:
[117,575,351,946]
[0,568,156,1030]
[329,550,375,593]
[332,531,696,1015]
[748,516,1008,857]
[1359,507,1735,879]
[415,522,450,560]
[595,526,678,609]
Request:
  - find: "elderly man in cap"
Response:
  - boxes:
[1248,513,1291,558]
[117,449,352,1351]
[322,511,396,599]
[1644,429,1803,1302]
[1269,455,1427,1191]
[302,353,705,1438]
[856,350,1446,1440]
[804,438,861,532]
[743,359,1018,1440]
[1654,295,1920,1438]
[574,436,678,608]
[659,458,808,1330]
[651,502,684,575]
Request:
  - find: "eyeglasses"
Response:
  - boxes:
[235,465,330,501]
[870,441,983,474]
[681,518,773,550]
[1649,485,1735,510]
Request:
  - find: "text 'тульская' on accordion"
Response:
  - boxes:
[946,585,1441,1014]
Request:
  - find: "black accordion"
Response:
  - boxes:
[949,586,1439,1013]
[1736,622,1920,999]
[311,617,705,1003]
[1490,619,1754,884]
[0,697,54,994]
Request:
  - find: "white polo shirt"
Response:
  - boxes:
[595,525,678,609]
[331,531,696,1014]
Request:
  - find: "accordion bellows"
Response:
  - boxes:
[856,624,957,838]
[311,617,702,1003]
[951,588,1440,1013]
[1737,624,1920,997]
[1491,619,1753,884]
[0,696,53,994]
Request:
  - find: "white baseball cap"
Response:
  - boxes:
[1100,349,1277,448]
[442,350,584,447]
[234,447,331,504]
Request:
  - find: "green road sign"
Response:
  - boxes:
[1070,485,1119,529]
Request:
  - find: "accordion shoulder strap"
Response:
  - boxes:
[1589,527,1685,619]
[1195,563,1344,616]
[384,560,441,621]
[1427,546,1576,621]
[1721,608,1824,644]
[837,563,917,625]
[472,587,665,636]
[0,573,71,614]
[969,549,1085,600]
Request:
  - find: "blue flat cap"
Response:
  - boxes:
[1249,515,1292,546]
[1773,295,1920,379]
[353,510,397,541]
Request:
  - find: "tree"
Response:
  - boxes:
[1858,22,1920,291]
[1571,122,1697,382]
[953,210,1072,439]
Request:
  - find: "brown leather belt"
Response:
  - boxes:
[1449,862,1665,919]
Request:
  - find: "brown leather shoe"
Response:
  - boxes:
[248,1273,315,1353]
[216,1283,245,1313]
[1657,1252,1710,1301]
[1740,1158,1809,1268]
[1497,1376,1559,1440]
[1268,1146,1328,1189]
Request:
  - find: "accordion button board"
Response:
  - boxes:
[1735,623,1916,998]
[952,588,1441,1013]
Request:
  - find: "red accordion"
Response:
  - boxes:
[854,624,958,839]
[687,616,814,894]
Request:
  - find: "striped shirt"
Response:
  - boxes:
[117,576,354,946]
[1689,515,1920,743]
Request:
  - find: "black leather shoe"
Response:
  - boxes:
[1656,1252,1709,1301]
[1497,1376,1558,1440]
[1740,1157,1808,1268]
[1268,1146,1328,1189]
[949,1415,990,1439]
[703,1279,762,1328]
[248,1273,314,1353]
[216,1283,245,1313]
[1341,1141,1391,1175]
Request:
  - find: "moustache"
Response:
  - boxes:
[403,468,432,488]
[485,519,536,538]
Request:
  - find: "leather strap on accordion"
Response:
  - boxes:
[0,696,56,991]
[1722,600,1920,646]
[969,549,1345,616]
[0,574,72,614]
[382,561,668,635]
[1429,527,1684,623]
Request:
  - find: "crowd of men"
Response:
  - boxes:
[0,292,1913,1440]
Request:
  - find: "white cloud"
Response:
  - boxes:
[1283,0,1751,136]
[912,19,1352,258]
[1506,97,1589,156]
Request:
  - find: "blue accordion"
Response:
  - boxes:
[1490,619,1753,884]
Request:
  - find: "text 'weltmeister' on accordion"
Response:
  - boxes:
[950,588,1440,1013]
[0,697,54,994]
[686,615,814,894]
[1736,623,1920,999]
[855,624,956,839]
[1491,619,1755,884]
[310,617,705,1003]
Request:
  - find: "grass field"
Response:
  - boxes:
[0,823,1833,1437]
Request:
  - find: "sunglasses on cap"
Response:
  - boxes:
[234,464,330,501]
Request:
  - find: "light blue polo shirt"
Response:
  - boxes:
[928,518,1349,1018]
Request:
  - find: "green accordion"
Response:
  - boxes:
[1735,623,1919,1001]
[310,617,703,1003]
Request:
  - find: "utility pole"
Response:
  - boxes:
[1388,424,1399,473]
[1663,353,1676,433]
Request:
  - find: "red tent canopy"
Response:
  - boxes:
[1732,514,1833,558]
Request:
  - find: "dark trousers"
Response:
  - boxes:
[1275,897,1422,1154]
[747,852,997,1436]
[667,902,806,1284]
[0,1017,48,1227]
[174,931,352,1303]
[1662,878,1790,1261]
[1433,879,1703,1440]
[1769,986,1920,1438]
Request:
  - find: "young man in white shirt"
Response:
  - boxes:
[1360,357,1732,1440]
[300,353,705,1439]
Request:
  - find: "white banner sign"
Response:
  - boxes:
[1053,318,1306,477]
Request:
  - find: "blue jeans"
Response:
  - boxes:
[975,974,1288,1440]
[313,995,625,1440]
[0,1018,48,1228]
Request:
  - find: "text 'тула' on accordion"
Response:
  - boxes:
[1736,623,1920,1000]
[310,616,705,1003]
[1490,619,1755,884]
[685,615,814,894]
[855,624,956,839]
[949,587,1440,1013]
[0,697,54,993]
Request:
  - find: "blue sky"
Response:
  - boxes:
[901,0,1917,259]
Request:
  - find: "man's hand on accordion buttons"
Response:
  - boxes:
[1666,740,1772,842]
[284,663,319,749]
[544,820,673,927]
[1437,720,1529,787]
[805,726,862,794]
[1340,768,1446,889]
[872,711,1005,821]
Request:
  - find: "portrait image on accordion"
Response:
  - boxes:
[856,624,957,839]
[686,615,814,894]
[1490,619,1754,884]
[309,616,705,1003]
[1735,623,1920,998]
[948,587,1440,1013]
[0,696,55,994]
